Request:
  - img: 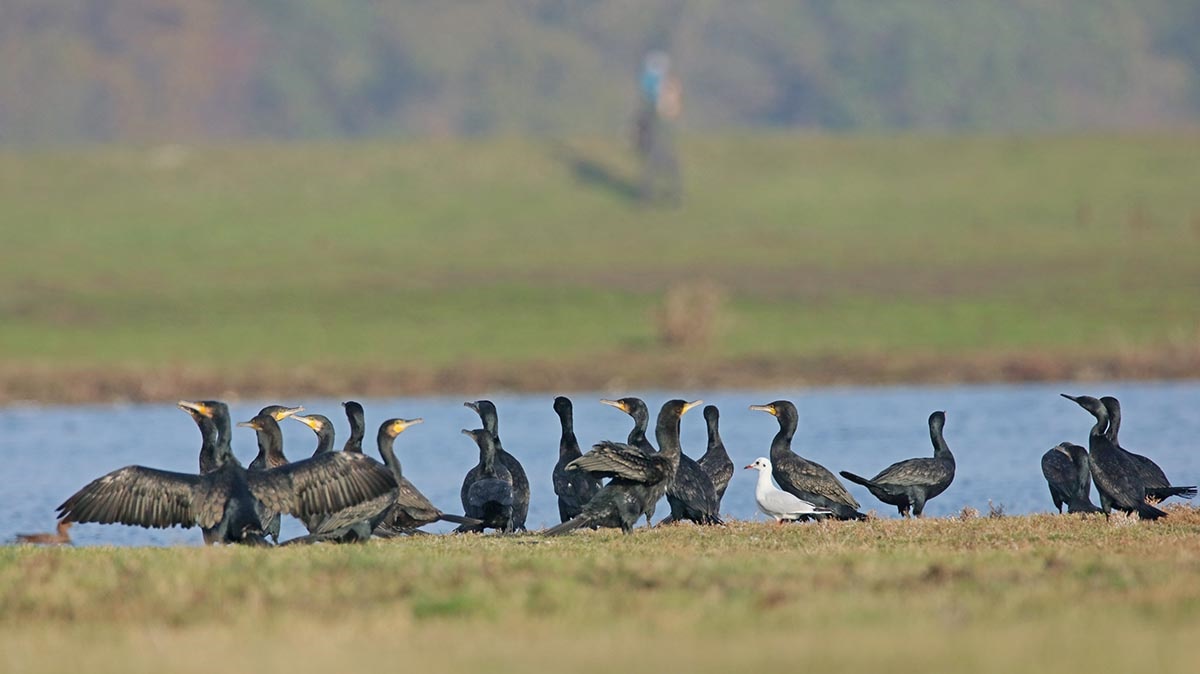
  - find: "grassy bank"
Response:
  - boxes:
[2,134,1198,401]
[4,511,1200,673]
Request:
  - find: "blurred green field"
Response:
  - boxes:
[4,514,1200,673]
[1,134,1197,393]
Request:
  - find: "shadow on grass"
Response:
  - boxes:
[547,141,640,202]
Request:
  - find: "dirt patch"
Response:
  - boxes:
[2,343,1199,405]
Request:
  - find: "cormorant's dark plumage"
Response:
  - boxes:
[1041,442,1101,514]
[839,411,956,517]
[1062,394,1166,520]
[461,401,529,531]
[551,396,602,523]
[750,401,866,521]
[600,397,659,524]
[371,419,482,536]
[57,408,399,544]
[547,400,702,535]
[291,413,336,457]
[459,428,514,532]
[342,401,366,454]
[242,405,303,543]
[698,405,734,505]
[1101,396,1195,503]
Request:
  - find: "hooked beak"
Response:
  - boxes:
[269,406,304,421]
[392,418,424,435]
[463,401,480,413]
[600,398,629,413]
[236,420,258,430]
[290,414,323,431]
[177,400,211,416]
[748,404,777,416]
[681,400,703,415]
[460,428,473,437]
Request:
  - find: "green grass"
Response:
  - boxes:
[1,133,1197,378]
[4,513,1200,673]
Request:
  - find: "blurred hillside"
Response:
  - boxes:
[2,0,1200,145]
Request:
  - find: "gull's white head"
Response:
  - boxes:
[744,457,771,472]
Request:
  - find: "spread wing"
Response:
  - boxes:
[773,455,860,509]
[248,452,397,521]
[568,441,670,484]
[313,488,398,535]
[56,466,224,529]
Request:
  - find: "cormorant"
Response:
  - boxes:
[1101,396,1195,503]
[178,400,235,474]
[459,428,514,533]
[1041,442,1101,513]
[241,406,303,543]
[15,521,73,545]
[342,401,366,453]
[371,418,482,535]
[600,397,659,524]
[749,401,865,520]
[291,413,336,456]
[462,401,529,531]
[248,405,303,470]
[839,411,956,518]
[698,405,734,504]
[547,399,701,535]
[1061,394,1166,520]
[551,396,602,523]
[57,410,399,544]
[745,458,833,522]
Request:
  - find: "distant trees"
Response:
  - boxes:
[1,0,1197,145]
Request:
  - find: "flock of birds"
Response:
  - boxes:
[12,391,1195,546]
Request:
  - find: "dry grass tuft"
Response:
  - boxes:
[654,280,727,348]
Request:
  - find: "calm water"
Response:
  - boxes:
[3,380,1198,546]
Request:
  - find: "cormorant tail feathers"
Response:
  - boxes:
[1145,485,1197,501]
[438,513,484,526]
[543,515,589,536]
[839,471,876,488]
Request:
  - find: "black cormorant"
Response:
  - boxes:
[552,396,602,523]
[291,413,336,456]
[600,397,659,524]
[342,401,366,453]
[241,406,302,542]
[178,400,236,474]
[57,410,399,544]
[547,399,702,535]
[1062,394,1166,520]
[371,419,482,535]
[459,428,515,533]
[1101,396,1195,503]
[749,401,866,521]
[1041,442,1101,513]
[462,401,529,531]
[698,405,734,505]
[839,411,956,518]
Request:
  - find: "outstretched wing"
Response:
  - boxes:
[568,441,669,484]
[56,466,223,529]
[248,452,397,521]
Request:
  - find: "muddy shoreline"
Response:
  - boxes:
[3,346,1198,405]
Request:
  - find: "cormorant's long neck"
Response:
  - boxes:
[930,422,953,463]
[377,429,403,481]
[344,421,364,454]
[1086,409,1109,453]
[255,423,286,465]
[654,412,683,466]
[195,418,220,472]
[478,434,498,476]
[628,407,651,449]
[1105,406,1121,444]
[212,409,236,466]
[706,416,726,458]
[769,413,797,461]
[483,410,503,450]
[313,427,334,456]
[558,408,580,461]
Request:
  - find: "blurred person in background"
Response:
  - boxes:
[633,50,682,205]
